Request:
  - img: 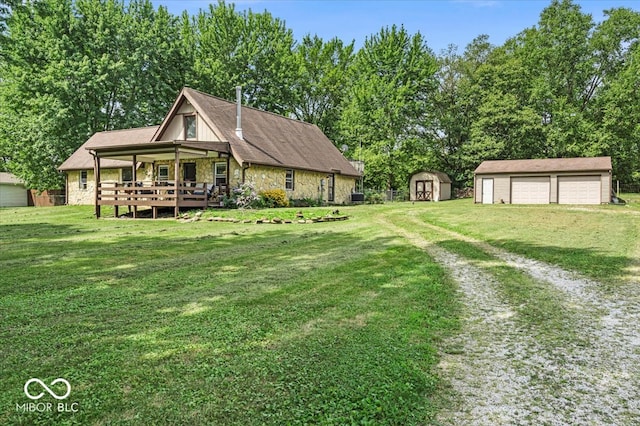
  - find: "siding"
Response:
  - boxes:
[0,183,28,207]
[409,171,452,201]
[159,101,220,142]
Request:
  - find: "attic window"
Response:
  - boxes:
[184,115,196,139]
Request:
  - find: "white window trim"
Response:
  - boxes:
[285,169,295,191]
[214,162,227,186]
[121,167,133,182]
[158,165,169,182]
[184,114,197,140]
[80,170,88,190]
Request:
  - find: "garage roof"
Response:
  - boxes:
[475,156,612,174]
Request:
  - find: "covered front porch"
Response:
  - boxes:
[90,141,231,218]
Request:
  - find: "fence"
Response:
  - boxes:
[29,190,65,207]
[616,182,640,194]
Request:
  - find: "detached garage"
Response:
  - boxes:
[474,157,612,205]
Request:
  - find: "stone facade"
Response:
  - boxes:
[66,169,121,205]
[66,160,358,205]
[244,165,356,204]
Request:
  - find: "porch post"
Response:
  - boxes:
[132,155,137,218]
[93,153,101,218]
[174,146,180,218]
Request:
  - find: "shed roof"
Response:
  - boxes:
[58,126,159,171]
[474,157,612,174]
[411,170,452,183]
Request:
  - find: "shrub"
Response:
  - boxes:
[259,189,289,208]
[224,182,260,209]
[365,189,385,204]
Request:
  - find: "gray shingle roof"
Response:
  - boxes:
[179,88,360,176]
[60,88,361,178]
[58,126,159,171]
[475,157,612,174]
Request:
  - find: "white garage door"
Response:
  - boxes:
[558,175,601,205]
[511,177,550,204]
[0,184,28,207]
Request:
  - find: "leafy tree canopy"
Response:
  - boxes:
[1,0,638,191]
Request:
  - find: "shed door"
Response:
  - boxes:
[415,180,433,201]
[482,178,493,204]
[511,177,550,204]
[0,184,27,207]
[558,175,601,204]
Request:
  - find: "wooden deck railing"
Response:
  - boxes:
[97,181,209,218]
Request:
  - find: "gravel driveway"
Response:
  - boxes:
[380,218,640,425]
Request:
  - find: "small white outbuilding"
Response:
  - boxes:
[0,172,29,207]
[409,171,452,202]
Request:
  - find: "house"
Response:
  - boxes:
[409,171,451,202]
[59,87,361,217]
[0,172,29,207]
[474,156,612,205]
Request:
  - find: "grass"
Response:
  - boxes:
[1,199,638,425]
[0,205,458,425]
[409,199,640,287]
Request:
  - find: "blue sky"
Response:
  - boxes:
[149,0,639,53]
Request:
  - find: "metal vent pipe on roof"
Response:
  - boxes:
[235,86,243,140]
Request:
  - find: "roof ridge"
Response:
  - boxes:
[184,87,315,127]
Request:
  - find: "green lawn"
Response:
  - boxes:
[1,205,458,425]
[404,199,640,287]
[1,200,638,425]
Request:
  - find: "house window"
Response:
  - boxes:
[184,115,196,139]
[80,170,88,189]
[183,162,196,182]
[121,167,133,182]
[214,162,227,186]
[285,169,294,190]
[158,165,169,182]
[327,173,335,202]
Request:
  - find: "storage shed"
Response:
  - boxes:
[0,172,29,207]
[474,156,612,205]
[409,171,452,201]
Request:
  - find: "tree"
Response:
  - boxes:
[0,0,188,190]
[338,25,437,189]
[427,36,493,186]
[462,0,640,184]
[189,1,296,114]
[290,35,354,142]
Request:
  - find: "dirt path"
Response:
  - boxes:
[378,216,640,425]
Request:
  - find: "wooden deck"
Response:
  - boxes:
[97,182,215,218]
